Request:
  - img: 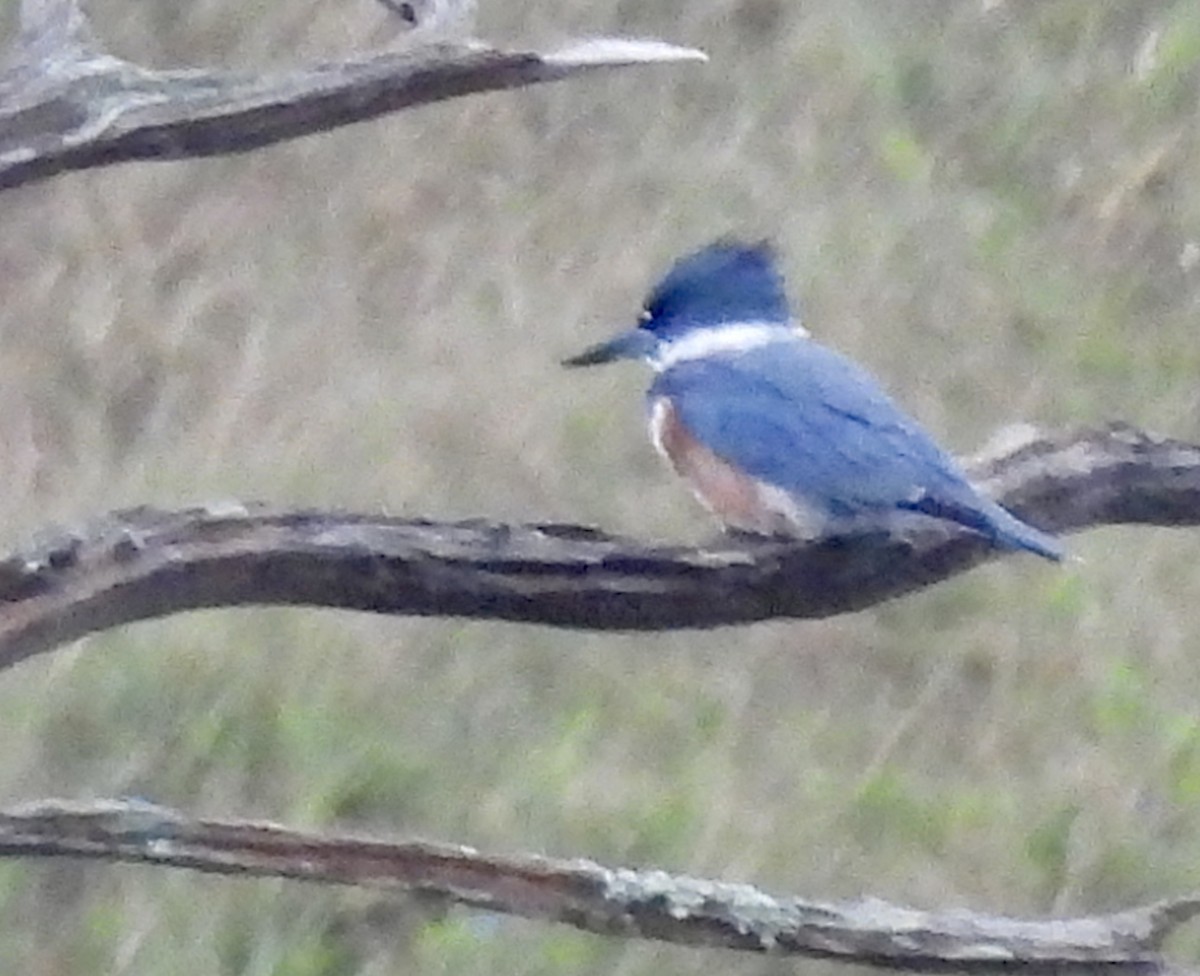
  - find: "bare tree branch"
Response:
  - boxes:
[0,425,1194,672]
[0,0,706,191]
[0,797,1193,974]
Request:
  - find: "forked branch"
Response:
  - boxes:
[0,0,705,191]
[1,797,1196,974]
[0,424,1195,672]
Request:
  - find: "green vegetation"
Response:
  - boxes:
[1,0,1199,971]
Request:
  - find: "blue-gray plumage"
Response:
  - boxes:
[564,241,1063,561]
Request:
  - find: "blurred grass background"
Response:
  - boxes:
[1,0,1200,972]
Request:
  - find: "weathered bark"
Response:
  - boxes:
[0,0,705,190]
[1,797,1194,974]
[5,6,1199,974]
[0,425,1194,672]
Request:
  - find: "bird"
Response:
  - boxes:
[563,240,1063,561]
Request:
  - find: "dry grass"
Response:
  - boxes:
[2,0,1200,972]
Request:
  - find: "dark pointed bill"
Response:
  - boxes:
[562,328,654,368]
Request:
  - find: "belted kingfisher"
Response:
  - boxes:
[564,240,1063,561]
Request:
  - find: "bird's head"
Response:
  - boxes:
[564,240,798,369]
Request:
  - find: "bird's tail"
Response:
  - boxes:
[980,501,1064,562]
[907,494,1064,562]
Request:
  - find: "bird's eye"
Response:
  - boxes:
[399,2,418,23]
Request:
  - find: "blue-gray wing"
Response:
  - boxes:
[649,341,975,520]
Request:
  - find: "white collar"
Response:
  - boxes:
[651,321,807,371]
